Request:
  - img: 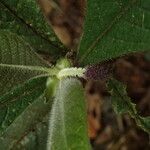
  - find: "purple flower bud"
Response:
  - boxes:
[85,60,115,80]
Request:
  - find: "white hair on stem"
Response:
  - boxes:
[57,67,86,79]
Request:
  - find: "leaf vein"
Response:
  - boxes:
[80,0,138,63]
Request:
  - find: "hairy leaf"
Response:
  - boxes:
[47,78,90,150]
[0,30,47,66]
[0,0,65,58]
[0,30,49,94]
[78,0,150,65]
[108,79,150,133]
[0,76,47,133]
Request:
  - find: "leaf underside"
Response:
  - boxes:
[47,78,90,150]
[0,30,48,95]
[78,0,150,65]
[0,30,49,136]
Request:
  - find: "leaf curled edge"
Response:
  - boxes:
[108,79,150,133]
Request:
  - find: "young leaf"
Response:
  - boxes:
[0,0,65,57]
[0,76,47,133]
[47,78,91,150]
[78,0,150,65]
[0,94,52,150]
[108,79,150,133]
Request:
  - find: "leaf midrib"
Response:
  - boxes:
[79,0,138,63]
[0,64,50,73]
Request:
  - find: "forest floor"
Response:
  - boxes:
[86,53,150,150]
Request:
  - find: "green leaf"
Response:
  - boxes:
[0,30,47,66]
[0,76,47,133]
[47,78,90,150]
[0,64,50,95]
[0,0,65,58]
[108,79,150,133]
[0,93,52,150]
[9,116,49,150]
[78,0,150,65]
[0,30,49,94]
